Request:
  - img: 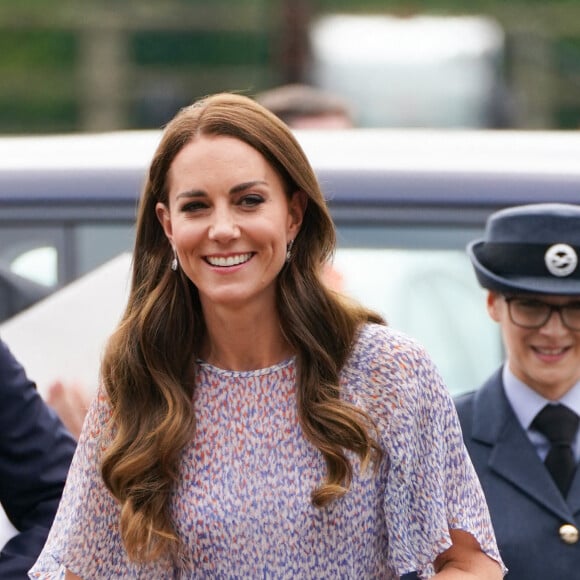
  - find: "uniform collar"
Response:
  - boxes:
[503,364,580,430]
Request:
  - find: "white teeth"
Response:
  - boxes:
[206,253,252,267]
[536,347,566,355]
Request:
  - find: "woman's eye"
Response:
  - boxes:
[181,201,208,212]
[240,194,264,207]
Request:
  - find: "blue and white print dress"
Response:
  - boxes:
[30,323,504,579]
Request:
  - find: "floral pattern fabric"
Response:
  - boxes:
[29,323,504,579]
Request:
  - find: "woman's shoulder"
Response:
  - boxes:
[347,322,429,374]
[342,323,454,455]
[341,322,444,410]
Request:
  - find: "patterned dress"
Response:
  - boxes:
[29,323,504,579]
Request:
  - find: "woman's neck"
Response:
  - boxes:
[199,302,293,371]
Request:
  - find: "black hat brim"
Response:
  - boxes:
[467,239,580,296]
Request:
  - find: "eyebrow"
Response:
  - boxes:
[175,180,268,200]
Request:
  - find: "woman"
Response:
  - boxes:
[30,93,504,579]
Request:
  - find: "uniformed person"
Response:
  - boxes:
[456,203,580,578]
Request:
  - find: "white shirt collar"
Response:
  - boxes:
[502,363,580,430]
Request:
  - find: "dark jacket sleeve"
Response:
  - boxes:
[0,338,76,579]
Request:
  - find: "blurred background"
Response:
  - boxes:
[1,0,579,134]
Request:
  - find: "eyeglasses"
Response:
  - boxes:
[504,296,580,331]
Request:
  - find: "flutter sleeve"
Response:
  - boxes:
[357,326,505,578]
[28,387,174,579]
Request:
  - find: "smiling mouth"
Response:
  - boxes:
[533,346,569,356]
[205,253,253,267]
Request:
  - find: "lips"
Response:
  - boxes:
[205,252,253,267]
[533,346,569,356]
[532,345,571,363]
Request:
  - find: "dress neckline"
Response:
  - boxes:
[195,356,295,378]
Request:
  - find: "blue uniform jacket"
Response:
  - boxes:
[0,338,76,579]
[455,367,580,579]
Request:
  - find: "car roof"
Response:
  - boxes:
[1,129,579,224]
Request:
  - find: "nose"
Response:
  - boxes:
[208,206,240,242]
[540,309,568,335]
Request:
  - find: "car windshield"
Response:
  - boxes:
[334,225,502,396]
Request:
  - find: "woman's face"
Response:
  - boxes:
[156,134,305,312]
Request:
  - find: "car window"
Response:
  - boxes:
[0,224,135,290]
[334,225,503,396]
[0,226,65,295]
[75,224,135,278]
[11,246,57,286]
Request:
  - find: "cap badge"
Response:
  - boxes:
[544,243,578,277]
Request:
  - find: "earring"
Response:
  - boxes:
[171,250,178,271]
[286,239,294,262]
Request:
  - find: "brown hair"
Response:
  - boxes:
[100,93,384,563]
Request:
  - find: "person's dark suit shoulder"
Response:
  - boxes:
[0,338,76,579]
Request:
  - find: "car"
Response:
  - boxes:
[1,128,580,399]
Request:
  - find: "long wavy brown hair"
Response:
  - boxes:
[100,93,385,563]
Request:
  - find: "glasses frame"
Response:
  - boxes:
[503,296,580,331]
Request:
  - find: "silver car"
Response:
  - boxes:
[1,128,580,396]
